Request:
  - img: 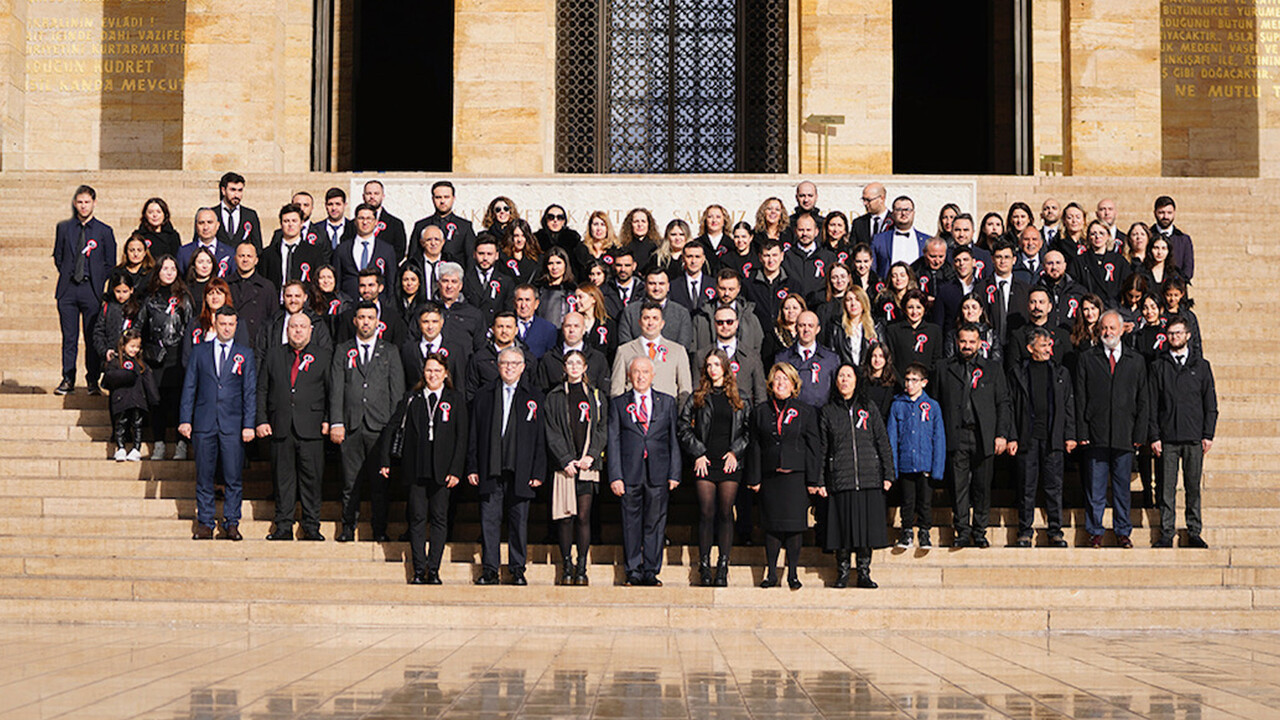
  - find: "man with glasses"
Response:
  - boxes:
[871,195,930,278]
[852,181,889,245]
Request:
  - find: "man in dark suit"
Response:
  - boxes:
[870,196,930,278]
[400,303,469,391]
[781,213,838,304]
[335,204,397,300]
[513,285,558,360]
[692,270,764,360]
[466,347,547,585]
[694,305,767,408]
[260,203,329,291]
[936,324,1012,548]
[362,179,409,265]
[257,281,333,370]
[466,312,536,401]
[462,236,514,322]
[976,240,1031,345]
[1012,226,1047,286]
[607,356,681,586]
[851,181,889,246]
[178,208,235,278]
[1007,327,1077,548]
[1075,310,1148,548]
[227,240,276,348]
[1151,195,1195,280]
[53,185,116,395]
[601,249,642,320]
[268,192,325,255]
[329,301,406,542]
[617,269,695,349]
[334,269,406,346]
[256,313,331,541]
[1003,288,1072,372]
[436,262,485,350]
[668,243,715,314]
[320,187,355,252]
[536,311,610,392]
[179,307,256,540]
[774,311,839,407]
[196,172,263,251]
[409,180,477,267]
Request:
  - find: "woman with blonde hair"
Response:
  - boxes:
[573,210,619,280]
[753,197,788,245]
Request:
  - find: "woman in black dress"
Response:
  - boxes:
[378,354,467,585]
[311,265,349,342]
[545,350,607,585]
[721,221,759,280]
[677,349,750,586]
[859,342,900,422]
[534,246,576,327]
[748,362,819,590]
[817,365,895,588]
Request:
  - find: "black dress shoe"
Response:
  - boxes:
[336,527,354,543]
[425,570,442,585]
[1049,536,1069,548]
[1014,536,1032,548]
[787,577,802,590]
[372,533,390,543]
[952,536,970,549]
[643,576,662,587]
[300,529,325,541]
[55,380,73,395]
[409,573,427,585]
[760,575,778,588]
[1153,537,1174,548]
[855,570,878,589]
[624,575,641,586]
[1185,535,1209,549]
[222,524,243,541]
[475,571,500,585]
[973,537,990,549]
[86,381,101,396]
[397,531,411,542]
[266,527,293,541]
[509,569,528,586]
[193,525,214,540]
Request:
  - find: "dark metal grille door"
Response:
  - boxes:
[556,0,786,173]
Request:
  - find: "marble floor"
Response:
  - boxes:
[0,625,1277,719]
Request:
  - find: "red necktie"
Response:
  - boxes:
[291,349,301,386]
[638,395,650,432]
[1108,352,1116,375]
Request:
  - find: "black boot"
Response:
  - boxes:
[112,418,128,457]
[714,556,729,587]
[833,550,852,588]
[855,550,877,589]
[698,555,713,587]
[575,558,589,586]
[560,557,575,586]
[130,411,146,451]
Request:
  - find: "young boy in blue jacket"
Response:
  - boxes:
[887,363,947,548]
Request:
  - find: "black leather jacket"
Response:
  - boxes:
[676,388,751,460]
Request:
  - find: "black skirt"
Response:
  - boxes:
[759,471,810,534]
[825,488,890,551]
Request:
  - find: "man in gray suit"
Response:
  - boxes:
[617,268,694,349]
[611,302,692,403]
[329,300,405,542]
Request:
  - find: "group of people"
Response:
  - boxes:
[54,175,1218,590]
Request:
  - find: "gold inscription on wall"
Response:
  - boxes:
[1161,0,1261,176]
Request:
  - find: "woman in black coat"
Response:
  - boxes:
[817,365,895,588]
[678,349,751,587]
[135,197,182,261]
[544,351,608,585]
[860,342,900,421]
[138,254,192,460]
[748,362,820,590]
[379,354,468,585]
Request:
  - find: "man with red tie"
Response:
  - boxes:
[607,356,681,586]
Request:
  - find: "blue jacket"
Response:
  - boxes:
[179,339,257,435]
[886,390,946,477]
[517,314,558,360]
[870,227,930,278]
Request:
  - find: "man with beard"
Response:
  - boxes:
[692,269,763,360]
[1040,198,1063,247]
[1150,196,1195,280]
[1004,287,1072,370]
[198,172,262,251]
[1035,250,1086,329]
[410,180,477,266]
[781,213,837,304]
[362,180,409,265]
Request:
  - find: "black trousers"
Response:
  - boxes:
[271,433,324,532]
[1015,438,1064,537]
[339,425,388,534]
[898,472,932,530]
[58,281,101,384]
[112,408,146,448]
[620,476,670,580]
[479,472,530,573]
[408,481,451,574]
[950,427,993,540]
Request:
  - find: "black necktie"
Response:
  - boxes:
[362,344,370,365]
[219,344,229,375]
[285,244,296,280]
[73,223,87,283]
[226,209,236,236]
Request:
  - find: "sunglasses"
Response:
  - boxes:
[494,205,511,213]
[547,213,566,221]
[714,319,737,326]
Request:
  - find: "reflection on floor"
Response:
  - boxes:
[1,624,1276,719]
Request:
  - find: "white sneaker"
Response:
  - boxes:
[173,440,189,461]
[114,448,127,462]
[895,532,914,549]
[126,448,141,462]
[149,441,166,461]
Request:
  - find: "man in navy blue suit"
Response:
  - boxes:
[179,306,257,540]
[775,310,839,407]
[177,208,235,278]
[512,285,557,360]
[53,185,116,396]
[871,196,930,278]
[607,356,681,586]
[335,204,397,300]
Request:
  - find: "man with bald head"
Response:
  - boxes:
[178,207,234,278]
[1035,249,1086,329]
[608,356,681,586]
[1040,198,1063,246]
[852,181,890,245]
[1096,198,1125,248]
[536,311,610,391]
[257,313,331,541]
[774,310,839,407]
[1012,225,1046,285]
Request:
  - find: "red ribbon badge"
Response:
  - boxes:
[490,280,500,299]
[919,275,930,293]
[566,296,578,312]
[810,362,821,384]
[507,258,519,275]
[884,303,896,322]
[347,348,358,369]
[298,354,314,372]
[1067,298,1079,318]
[244,221,253,235]
[578,401,591,422]
[920,401,932,422]
[914,333,928,353]
[123,360,135,371]
[231,353,245,375]
[741,262,753,276]
[782,407,798,427]
[874,281,886,295]
[328,299,342,315]
[218,257,229,278]
[729,360,740,374]
[439,402,451,422]
[986,285,997,304]
[626,403,638,422]
[526,400,538,422]
[122,318,132,331]
[704,286,716,300]
[83,239,97,256]
[376,321,387,338]
[974,261,985,276]
[375,257,386,274]
[1154,333,1167,350]
[971,367,983,389]
[375,220,386,235]
[813,259,825,278]
[167,297,179,315]
[597,326,608,344]
[192,327,203,342]
[603,255,615,265]
[656,345,668,362]
[306,232,317,245]
[1104,263,1115,282]
[776,289,788,300]
[300,263,311,282]
[837,251,849,265]
[856,409,869,430]
[445,222,457,240]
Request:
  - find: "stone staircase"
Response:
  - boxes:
[0,171,1275,631]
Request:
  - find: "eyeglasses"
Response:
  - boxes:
[714,319,737,326]
[904,377,925,384]
[547,213,566,221]
[494,205,511,213]
[498,360,524,367]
